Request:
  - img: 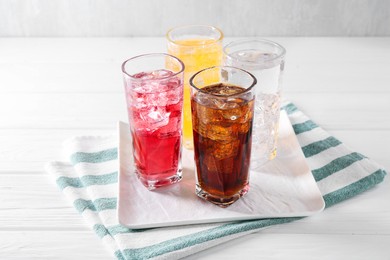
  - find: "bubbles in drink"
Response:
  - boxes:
[138,106,170,131]
[252,92,281,164]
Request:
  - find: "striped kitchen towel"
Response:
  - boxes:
[45,102,387,260]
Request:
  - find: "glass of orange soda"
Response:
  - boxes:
[167,25,223,149]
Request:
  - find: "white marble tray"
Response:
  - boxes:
[117,111,325,229]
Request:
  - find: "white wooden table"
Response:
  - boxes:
[0,37,389,259]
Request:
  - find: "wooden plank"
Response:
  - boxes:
[1,231,389,259]
[0,38,166,63]
[0,208,89,230]
[0,231,111,259]
[0,62,124,93]
[0,93,127,129]
[0,172,87,230]
[0,172,67,209]
[0,129,114,171]
[185,233,390,260]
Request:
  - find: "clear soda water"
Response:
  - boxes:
[227,50,284,168]
[251,92,281,167]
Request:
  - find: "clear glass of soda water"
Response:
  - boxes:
[223,39,286,168]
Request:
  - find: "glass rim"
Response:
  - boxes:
[121,53,185,81]
[166,25,224,47]
[223,38,286,64]
[189,66,257,98]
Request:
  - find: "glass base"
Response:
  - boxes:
[195,184,249,208]
[137,170,182,190]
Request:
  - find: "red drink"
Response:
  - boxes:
[124,68,183,189]
[130,101,182,182]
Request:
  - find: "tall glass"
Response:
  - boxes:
[224,39,286,168]
[167,25,223,150]
[122,53,184,190]
[190,66,256,207]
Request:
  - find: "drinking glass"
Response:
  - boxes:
[224,39,286,168]
[167,25,223,150]
[190,66,256,207]
[122,53,184,190]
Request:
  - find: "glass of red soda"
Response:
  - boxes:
[122,53,184,190]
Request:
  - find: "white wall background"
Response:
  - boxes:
[0,0,389,37]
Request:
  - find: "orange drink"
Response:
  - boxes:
[167,26,223,149]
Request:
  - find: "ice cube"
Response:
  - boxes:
[135,82,152,93]
[219,98,244,120]
[222,99,254,124]
[194,91,212,106]
[128,80,144,93]
[221,107,242,121]
[212,98,229,110]
[195,103,222,125]
[192,117,207,137]
[238,122,251,133]
[166,76,181,89]
[139,106,170,131]
[166,87,182,105]
[213,140,239,160]
[148,81,162,92]
[158,110,181,137]
[257,93,280,113]
[146,107,169,121]
[130,110,149,131]
[151,69,173,79]
[234,50,277,63]
[132,71,154,80]
[218,85,243,96]
[156,92,168,107]
[134,97,148,109]
[207,123,236,142]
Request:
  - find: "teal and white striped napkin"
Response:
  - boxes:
[45,102,387,260]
